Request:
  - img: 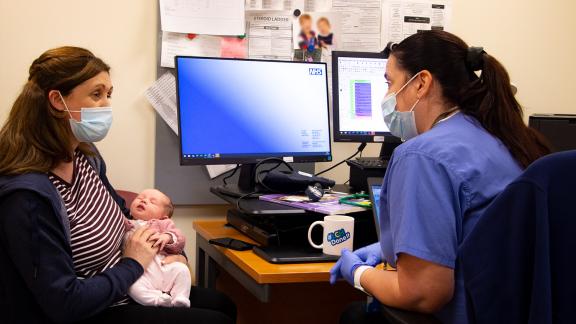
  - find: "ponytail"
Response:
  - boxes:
[391,31,550,168]
[461,51,550,168]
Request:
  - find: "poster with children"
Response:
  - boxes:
[292,11,341,62]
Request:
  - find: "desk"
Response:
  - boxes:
[194,220,366,324]
[195,220,342,300]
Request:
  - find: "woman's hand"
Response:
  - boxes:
[123,226,159,268]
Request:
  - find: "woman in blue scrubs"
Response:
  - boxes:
[330,30,550,324]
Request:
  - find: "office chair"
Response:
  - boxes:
[116,190,138,207]
[373,150,576,324]
[460,150,576,323]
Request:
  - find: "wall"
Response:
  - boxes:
[0,0,158,191]
[1,0,575,275]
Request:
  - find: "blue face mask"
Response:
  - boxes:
[59,92,113,143]
[381,72,421,141]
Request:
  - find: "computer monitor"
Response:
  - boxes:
[332,51,400,145]
[175,56,332,195]
[367,177,383,240]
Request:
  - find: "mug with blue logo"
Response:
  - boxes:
[307,215,354,256]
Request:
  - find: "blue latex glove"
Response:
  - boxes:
[330,243,382,285]
[330,249,375,285]
[354,242,383,266]
[336,249,365,285]
[329,257,344,285]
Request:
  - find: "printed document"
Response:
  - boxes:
[332,0,382,51]
[247,12,293,60]
[160,0,245,35]
[145,72,178,135]
[161,32,221,68]
[383,0,452,43]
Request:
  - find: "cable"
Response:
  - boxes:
[234,158,294,212]
[235,190,260,214]
[222,164,240,185]
[315,142,367,177]
[251,158,294,193]
[256,162,287,193]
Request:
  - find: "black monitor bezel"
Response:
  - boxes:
[175,56,333,166]
[367,177,384,240]
[332,51,396,143]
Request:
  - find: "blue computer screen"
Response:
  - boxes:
[371,184,382,227]
[176,57,331,162]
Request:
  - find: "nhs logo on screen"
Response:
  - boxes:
[309,68,323,76]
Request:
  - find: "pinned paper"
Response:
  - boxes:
[382,0,452,44]
[160,0,245,36]
[161,32,221,68]
[206,164,237,179]
[247,12,293,60]
[145,73,178,134]
[220,37,248,58]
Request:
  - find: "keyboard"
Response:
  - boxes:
[352,157,388,169]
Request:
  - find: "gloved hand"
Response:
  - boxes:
[329,243,382,285]
[353,242,383,266]
[330,249,371,285]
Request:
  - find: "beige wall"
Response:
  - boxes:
[1,0,575,274]
[0,0,158,191]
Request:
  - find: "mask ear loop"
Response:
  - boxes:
[396,71,422,95]
[409,98,421,112]
[395,71,422,112]
[57,91,74,119]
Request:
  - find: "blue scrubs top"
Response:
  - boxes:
[379,112,522,323]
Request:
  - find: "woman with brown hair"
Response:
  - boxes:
[0,47,235,323]
[330,31,550,323]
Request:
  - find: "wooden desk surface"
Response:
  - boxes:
[194,220,336,284]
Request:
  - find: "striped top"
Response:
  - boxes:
[48,150,127,280]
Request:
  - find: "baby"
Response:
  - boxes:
[125,189,191,307]
[317,17,334,48]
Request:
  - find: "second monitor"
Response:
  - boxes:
[332,51,397,144]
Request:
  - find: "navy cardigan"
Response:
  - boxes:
[0,148,144,323]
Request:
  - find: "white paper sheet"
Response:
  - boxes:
[145,73,178,135]
[247,11,293,60]
[246,0,304,11]
[160,0,246,35]
[332,0,382,51]
[383,0,452,44]
[161,32,222,68]
[303,0,332,12]
[206,164,238,179]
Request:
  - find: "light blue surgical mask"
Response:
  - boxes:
[58,92,113,143]
[381,72,422,141]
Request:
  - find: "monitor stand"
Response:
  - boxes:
[353,137,402,162]
[347,138,402,192]
[379,136,402,160]
[211,163,263,198]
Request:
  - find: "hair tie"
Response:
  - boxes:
[466,46,485,71]
[382,42,397,58]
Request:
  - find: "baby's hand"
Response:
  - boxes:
[150,233,173,251]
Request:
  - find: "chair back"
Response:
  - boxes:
[116,190,138,208]
[460,150,576,324]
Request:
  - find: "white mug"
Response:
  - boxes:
[307,215,354,256]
